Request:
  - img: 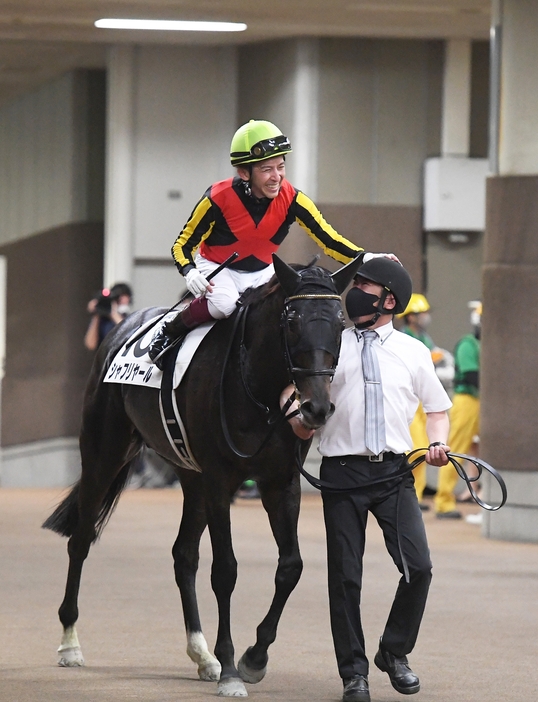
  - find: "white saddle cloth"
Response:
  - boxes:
[104,312,215,390]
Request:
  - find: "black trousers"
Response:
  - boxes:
[320,455,432,679]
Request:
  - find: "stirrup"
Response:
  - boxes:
[151,335,184,370]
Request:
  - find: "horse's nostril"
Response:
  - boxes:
[301,399,334,424]
[327,403,335,419]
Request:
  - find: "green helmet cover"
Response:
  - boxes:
[230,119,292,166]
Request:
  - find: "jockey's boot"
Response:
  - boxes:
[148,297,214,370]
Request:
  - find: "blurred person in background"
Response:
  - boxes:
[83,281,179,488]
[84,282,133,351]
[434,301,482,520]
[397,294,454,511]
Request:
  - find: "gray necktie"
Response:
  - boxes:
[361,330,386,456]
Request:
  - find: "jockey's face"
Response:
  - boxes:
[238,155,286,199]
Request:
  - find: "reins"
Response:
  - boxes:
[295,443,507,512]
[219,289,342,460]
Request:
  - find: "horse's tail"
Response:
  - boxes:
[42,462,133,540]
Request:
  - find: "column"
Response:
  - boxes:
[481,0,538,541]
[103,45,136,288]
[291,38,320,200]
[441,39,471,157]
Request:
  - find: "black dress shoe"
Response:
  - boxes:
[374,642,420,695]
[342,675,370,702]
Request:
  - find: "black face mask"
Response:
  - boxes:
[345,287,380,328]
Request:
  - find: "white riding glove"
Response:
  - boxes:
[185,268,211,297]
[363,252,401,263]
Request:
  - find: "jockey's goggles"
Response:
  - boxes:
[232,135,292,164]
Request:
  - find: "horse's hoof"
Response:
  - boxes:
[237,652,267,684]
[217,677,248,697]
[186,631,222,681]
[198,662,221,682]
[57,646,85,667]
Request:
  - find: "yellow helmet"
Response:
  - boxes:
[230,119,292,166]
[397,293,430,318]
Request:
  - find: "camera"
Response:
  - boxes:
[94,289,112,317]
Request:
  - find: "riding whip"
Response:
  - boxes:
[124,252,239,350]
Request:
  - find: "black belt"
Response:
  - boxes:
[351,451,404,463]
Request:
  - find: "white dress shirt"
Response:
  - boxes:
[318,321,452,457]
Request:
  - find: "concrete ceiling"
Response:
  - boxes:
[0,0,491,106]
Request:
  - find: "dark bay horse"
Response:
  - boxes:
[43,253,362,697]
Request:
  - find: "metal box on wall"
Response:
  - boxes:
[423,157,489,232]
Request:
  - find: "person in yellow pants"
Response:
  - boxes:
[397,294,454,510]
[434,302,481,519]
[409,404,429,505]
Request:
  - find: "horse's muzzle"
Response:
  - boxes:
[300,400,335,429]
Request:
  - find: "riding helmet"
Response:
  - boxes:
[354,258,413,315]
[230,120,292,166]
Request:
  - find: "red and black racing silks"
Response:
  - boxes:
[172,176,361,273]
[199,178,296,269]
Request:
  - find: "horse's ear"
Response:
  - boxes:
[272,254,301,296]
[330,255,364,294]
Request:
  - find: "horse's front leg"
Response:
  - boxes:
[237,469,303,684]
[172,473,221,682]
[206,487,248,697]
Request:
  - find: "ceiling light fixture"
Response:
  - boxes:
[94,18,247,32]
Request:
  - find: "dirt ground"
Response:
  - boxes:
[0,488,536,702]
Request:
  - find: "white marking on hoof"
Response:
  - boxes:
[237,653,267,684]
[186,631,221,681]
[217,677,248,697]
[57,625,85,667]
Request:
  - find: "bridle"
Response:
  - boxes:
[281,293,343,381]
[220,289,343,459]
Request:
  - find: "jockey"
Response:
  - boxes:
[149,119,379,368]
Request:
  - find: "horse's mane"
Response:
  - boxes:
[239,262,334,307]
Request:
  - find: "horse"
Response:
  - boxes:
[43,253,363,697]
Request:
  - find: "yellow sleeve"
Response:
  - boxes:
[294,191,363,264]
[171,196,214,272]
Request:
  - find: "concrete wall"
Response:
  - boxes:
[0,70,105,245]
[131,45,238,308]
[237,38,445,291]
[317,38,443,207]
[0,223,103,448]
[0,71,106,486]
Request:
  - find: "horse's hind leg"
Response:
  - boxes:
[237,473,303,684]
[172,472,221,682]
[52,389,141,666]
[56,469,132,665]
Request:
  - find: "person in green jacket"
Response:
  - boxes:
[434,302,481,518]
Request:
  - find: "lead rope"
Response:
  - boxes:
[294,444,507,510]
